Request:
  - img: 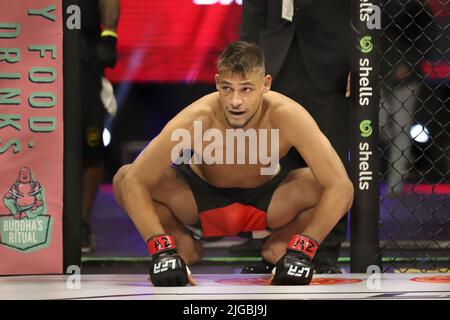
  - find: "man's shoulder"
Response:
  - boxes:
[264,91,305,122]
[178,93,218,125]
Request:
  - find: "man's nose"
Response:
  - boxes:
[230,91,242,108]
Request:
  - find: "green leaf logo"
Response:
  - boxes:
[360,36,373,53]
[360,120,373,137]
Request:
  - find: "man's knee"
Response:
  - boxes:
[113,164,132,184]
[112,164,132,205]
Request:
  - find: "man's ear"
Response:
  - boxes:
[215,74,220,91]
[264,75,272,93]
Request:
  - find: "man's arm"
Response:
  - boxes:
[113,106,202,241]
[97,0,120,68]
[113,101,211,287]
[240,0,266,43]
[275,102,354,244]
[99,0,120,32]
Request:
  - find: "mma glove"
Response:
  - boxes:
[148,235,190,286]
[272,234,318,285]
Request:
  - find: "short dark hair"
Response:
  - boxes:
[217,41,265,76]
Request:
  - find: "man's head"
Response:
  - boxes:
[215,41,271,128]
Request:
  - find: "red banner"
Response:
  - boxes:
[105,0,242,83]
[0,0,63,274]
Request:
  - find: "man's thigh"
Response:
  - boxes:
[150,167,199,226]
[267,167,322,229]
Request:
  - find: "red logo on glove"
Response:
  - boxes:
[287,234,319,259]
[147,235,176,255]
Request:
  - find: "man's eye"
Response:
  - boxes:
[243,87,253,92]
[222,86,231,91]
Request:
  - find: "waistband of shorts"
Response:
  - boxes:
[173,161,289,195]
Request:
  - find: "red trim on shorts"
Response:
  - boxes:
[199,202,268,238]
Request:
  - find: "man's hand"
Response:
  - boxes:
[148,235,196,286]
[96,31,117,69]
[271,234,318,285]
[345,72,351,98]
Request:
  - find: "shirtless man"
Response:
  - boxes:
[113,41,354,286]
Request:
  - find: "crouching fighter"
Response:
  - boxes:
[113,41,354,286]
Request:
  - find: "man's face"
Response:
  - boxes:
[215,70,271,128]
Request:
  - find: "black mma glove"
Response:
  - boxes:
[148,235,191,287]
[96,31,117,69]
[272,234,319,285]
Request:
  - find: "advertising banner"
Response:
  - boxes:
[0,0,63,274]
[350,0,382,272]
